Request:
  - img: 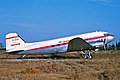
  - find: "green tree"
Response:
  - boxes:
[116,40,120,50]
[0,42,3,48]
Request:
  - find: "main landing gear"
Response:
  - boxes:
[78,50,93,59]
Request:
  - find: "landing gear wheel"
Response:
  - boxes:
[88,53,93,59]
[81,51,93,59]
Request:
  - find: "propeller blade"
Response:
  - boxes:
[103,39,107,50]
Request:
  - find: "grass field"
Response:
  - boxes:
[0,50,120,80]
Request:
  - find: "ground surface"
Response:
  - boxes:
[0,51,120,80]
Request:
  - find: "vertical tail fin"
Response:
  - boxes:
[6,33,25,52]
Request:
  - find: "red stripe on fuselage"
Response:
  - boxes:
[6,36,19,40]
[29,36,107,50]
[30,44,64,50]
[85,36,106,40]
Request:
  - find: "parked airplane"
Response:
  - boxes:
[6,31,115,58]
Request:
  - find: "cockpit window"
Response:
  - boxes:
[104,33,113,36]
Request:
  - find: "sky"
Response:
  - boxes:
[0,0,120,47]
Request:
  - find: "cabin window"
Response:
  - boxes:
[52,45,54,47]
[63,43,66,45]
[58,44,60,46]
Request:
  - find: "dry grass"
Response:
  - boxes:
[0,51,120,80]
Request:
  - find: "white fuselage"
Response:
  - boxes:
[6,31,115,55]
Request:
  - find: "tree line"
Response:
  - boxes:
[108,41,120,50]
[99,40,120,50]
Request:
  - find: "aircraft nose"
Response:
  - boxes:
[110,34,115,41]
[107,34,115,43]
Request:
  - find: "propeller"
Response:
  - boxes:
[103,38,107,50]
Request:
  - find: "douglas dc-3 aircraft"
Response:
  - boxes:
[6,31,115,58]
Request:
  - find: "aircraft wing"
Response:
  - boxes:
[67,38,94,52]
